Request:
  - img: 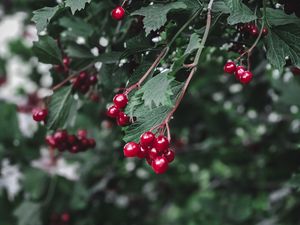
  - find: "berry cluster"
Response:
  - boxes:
[50,213,71,225]
[237,23,268,38]
[45,129,96,153]
[279,0,300,17]
[224,61,253,84]
[32,108,48,122]
[123,132,175,174]
[106,93,130,126]
[291,67,300,76]
[54,56,70,74]
[111,6,125,20]
[72,71,98,94]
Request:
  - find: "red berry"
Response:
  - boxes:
[68,135,78,145]
[77,129,87,138]
[111,6,125,20]
[223,61,236,74]
[250,26,259,37]
[123,142,140,157]
[79,84,89,94]
[151,156,169,174]
[79,71,88,82]
[69,145,79,153]
[88,75,98,85]
[149,147,160,160]
[53,130,68,143]
[88,139,96,148]
[153,135,169,152]
[80,138,90,151]
[262,27,268,36]
[137,146,149,158]
[235,66,246,80]
[146,157,152,166]
[117,112,130,126]
[32,108,48,122]
[45,135,57,148]
[61,213,70,223]
[239,70,253,84]
[164,149,175,163]
[63,57,70,67]
[291,67,300,75]
[107,105,120,118]
[57,143,67,152]
[113,94,128,108]
[140,131,155,148]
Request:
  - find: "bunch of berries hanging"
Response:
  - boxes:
[224,61,253,84]
[45,129,96,154]
[106,93,130,126]
[123,132,175,174]
[71,71,98,94]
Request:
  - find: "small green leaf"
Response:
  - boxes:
[14,201,41,225]
[265,25,300,70]
[47,86,77,130]
[32,36,62,65]
[65,0,91,14]
[131,2,187,35]
[123,82,183,142]
[184,33,201,55]
[225,0,257,25]
[266,8,300,26]
[65,43,94,58]
[32,6,60,33]
[59,17,94,37]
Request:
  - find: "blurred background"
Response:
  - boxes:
[1,0,300,225]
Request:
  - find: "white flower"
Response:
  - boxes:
[17,112,38,138]
[0,159,23,201]
[31,148,80,181]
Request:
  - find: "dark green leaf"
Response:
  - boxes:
[225,0,257,25]
[14,201,41,225]
[32,6,60,32]
[266,8,300,26]
[65,0,91,14]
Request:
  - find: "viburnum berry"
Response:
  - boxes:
[123,142,140,157]
[111,6,125,20]
[235,66,246,80]
[45,135,57,148]
[53,130,68,143]
[77,129,87,138]
[32,108,48,122]
[88,75,98,85]
[140,131,155,148]
[239,70,253,84]
[137,146,148,159]
[149,147,160,160]
[262,27,268,36]
[151,156,169,174]
[61,213,70,223]
[250,26,259,37]
[63,56,70,68]
[164,149,175,163]
[224,61,236,74]
[113,94,128,108]
[107,105,120,118]
[153,135,169,152]
[117,111,130,126]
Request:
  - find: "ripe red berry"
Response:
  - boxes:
[235,66,246,80]
[63,57,70,68]
[291,67,300,75]
[262,27,268,36]
[68,135,78,145]
[61,213,70,223]
[88,75,98,85]
[137,146,148,158]
[250,26,259,37]
[32,108,48,122]
[45,135,57,148]
[77,129,87,138]
[107,105,120,118]
[153,135,169,152]
[239,70,253,84]
[151,156,169,174]
[164,149,175,163]
[53,130,68,143]
[140,131,155,148]
[79,71,88,81]
[88,139,96,148]
[69,145,79,153]
[149,147,160,160]
[117,112,130,126]
[111,6,125,20]
[113,94,128,108]
[123,142,140,157]
[223,61,236,74]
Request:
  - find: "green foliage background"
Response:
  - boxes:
[1,0,300,225]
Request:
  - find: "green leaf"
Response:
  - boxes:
[47,86,77,130]
[131,2,187,36]
[14,201,41,225]
[65,0,91,14]
[184,33,201,55]
[59,17,94,37]
[0,103,21,141]
[123,82,183,142]
[212,1,230,13]
[265,8,300,26]
[225,0,257,25]
[32,36,62,65]
[138,71,175,109]
[265,25,300,70]
[65,43,94,58]
[32,6,60,33]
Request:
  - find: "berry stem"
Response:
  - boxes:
[163,0,214,124]
[121,0,128,7]
[52,74,77,91]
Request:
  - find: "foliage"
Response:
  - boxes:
[0,0,300,225]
